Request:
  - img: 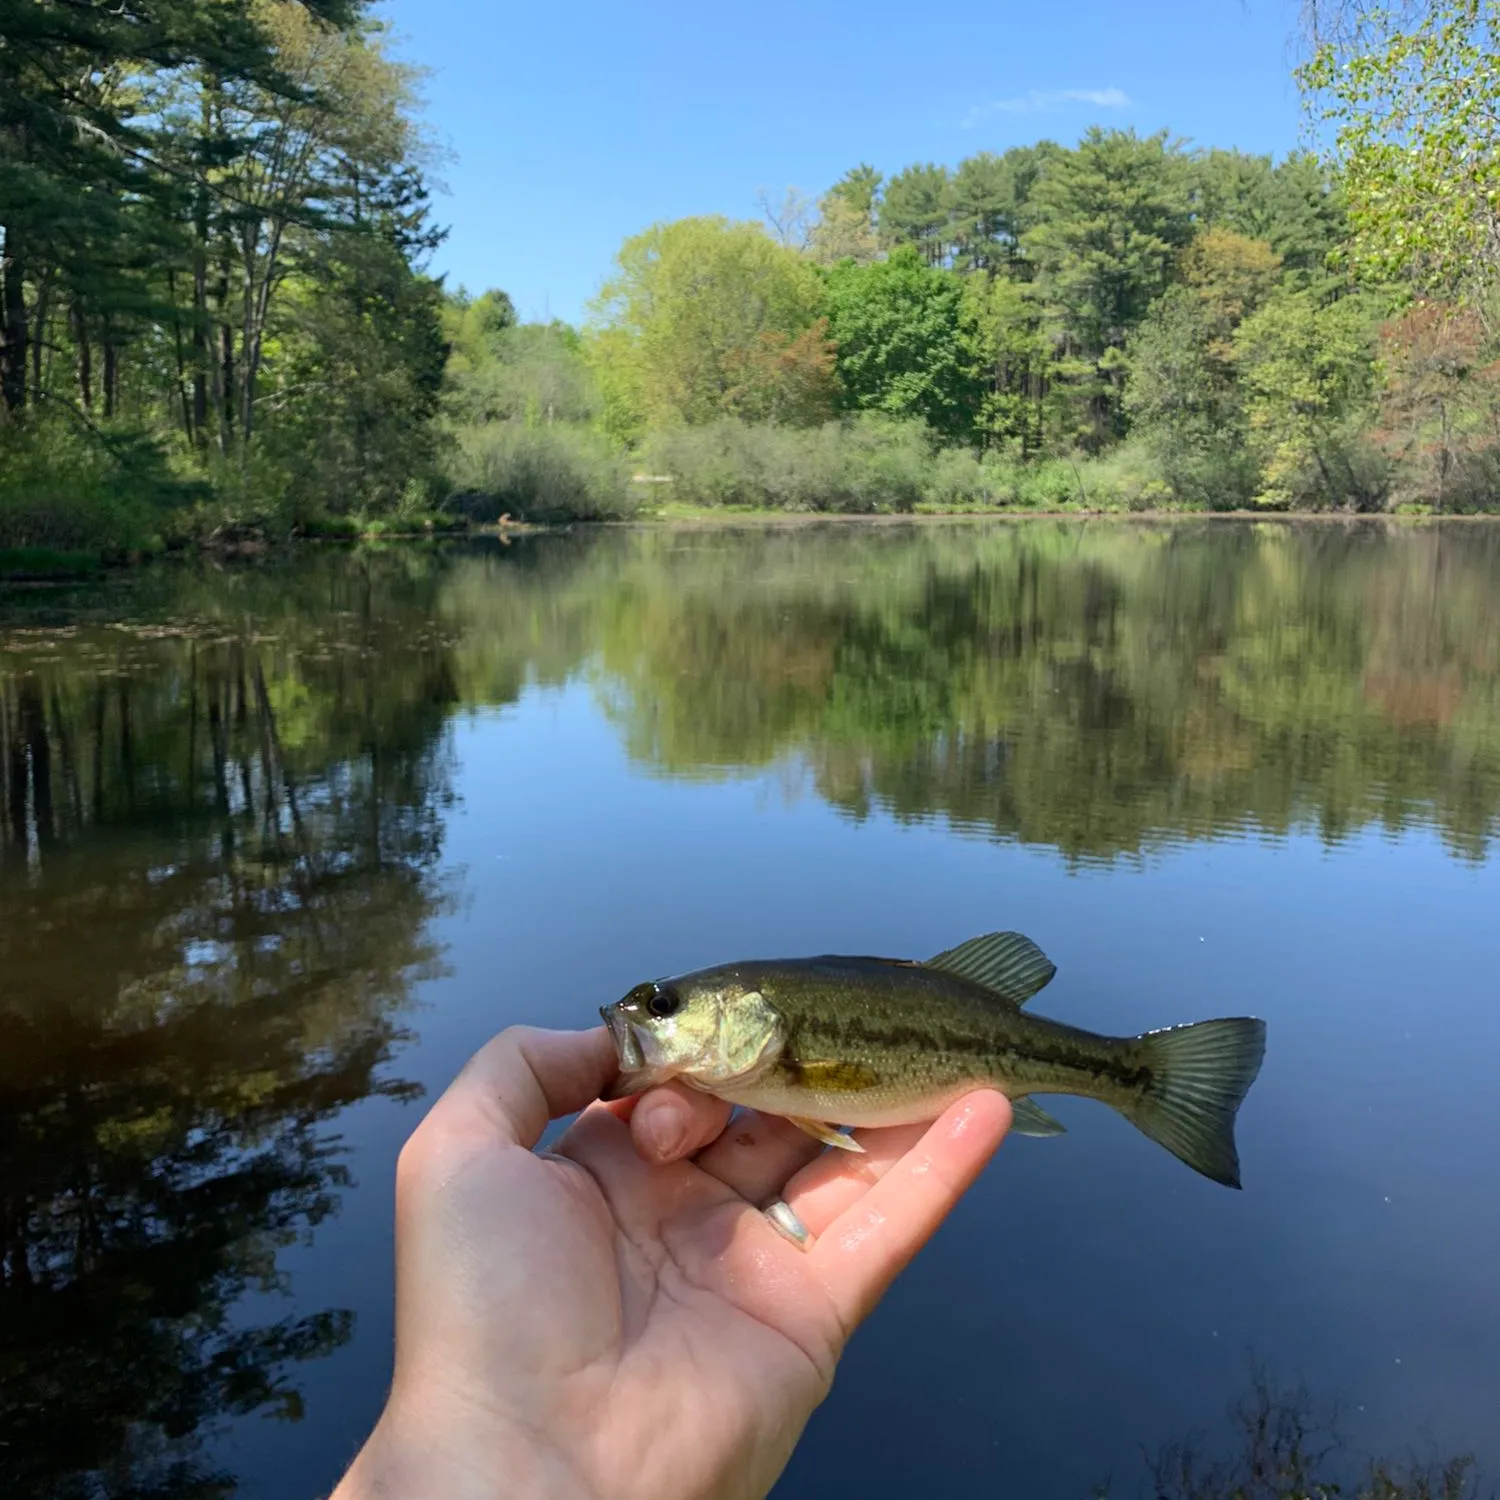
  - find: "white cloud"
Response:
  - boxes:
[963,87,1132,128]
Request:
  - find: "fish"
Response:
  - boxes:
[599,930,1267,1188]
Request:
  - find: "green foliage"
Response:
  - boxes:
[1022,128,1196,444]
[444,319,602,427]
[524,112,1493,516]
[809,165,883,265]
[1234,286,1391,507]
[879,163,955,264]
[949,148,1039,274]
[1191,149,1347,277]
[0,547,104,577]
[587,216,831,432]
[1372,300,1500,510]
[445,421,637,522]
[444,287,520,376]
[1124,231,1284,508]
[823,247,984,437]
[963,271,1047,454]
[0,0,448,545]
[1299,0,1500,301]
[0,420,184,556]
[639,415,932,513]
[634,418,1167,515]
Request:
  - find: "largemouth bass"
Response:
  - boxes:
[600,931,1267,1188]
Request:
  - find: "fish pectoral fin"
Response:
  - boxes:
[926,931,1057,1007]
[785,1115,866,1153]
[1008,1097,1068,1138]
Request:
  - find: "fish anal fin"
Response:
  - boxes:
[927,931,1057,1007]
[785,1115,866,1153]
[1009,1097,1068,1138]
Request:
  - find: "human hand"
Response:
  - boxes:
[333,1026,1011,1500]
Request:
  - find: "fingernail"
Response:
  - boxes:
[643,1111,685,1161]
[764,1199,813,1251]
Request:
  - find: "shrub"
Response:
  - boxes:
[443,421,638,522]
[0,420,177,557]
[640,415,933,512]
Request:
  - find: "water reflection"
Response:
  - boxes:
[0,563,457,1499]
[1112,1366,1484,1500]
[439,520,1500,861]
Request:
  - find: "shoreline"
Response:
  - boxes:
[2,507,1495,584]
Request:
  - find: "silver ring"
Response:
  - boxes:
[763,1197,813,1251]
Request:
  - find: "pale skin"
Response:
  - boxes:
[331,1025,1012,1500]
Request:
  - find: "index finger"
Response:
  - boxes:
[438,1025,620,1148]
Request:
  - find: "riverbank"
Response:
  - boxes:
[0,520,481,584]
[634,499,1479,524]
[9,507,1496,583]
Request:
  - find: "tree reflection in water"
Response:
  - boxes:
[440,519,1500,862]
[0,568,458,1499]
[1100,1366,1487,1500]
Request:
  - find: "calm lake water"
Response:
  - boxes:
[2,519,1498,1500]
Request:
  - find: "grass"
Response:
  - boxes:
[295,510,468,540]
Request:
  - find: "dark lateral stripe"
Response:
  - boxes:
[790,1014,1152,1093]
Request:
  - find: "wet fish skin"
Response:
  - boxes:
[599,932,1267,1189]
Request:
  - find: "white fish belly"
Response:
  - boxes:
[716,1074,1006,1129]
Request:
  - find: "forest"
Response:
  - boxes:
[2,0,1497,561]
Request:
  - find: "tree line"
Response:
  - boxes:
[3,0,1496,551]
[445,2,1500,520]
[445,120,1497,519]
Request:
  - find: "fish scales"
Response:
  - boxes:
[751,959,1154,1121]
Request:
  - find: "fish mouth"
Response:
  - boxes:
[600,1004,643,1071]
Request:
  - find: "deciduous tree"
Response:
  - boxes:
[1299,0,1500,301]
[1374,301,1500,508]
[824,246,982,437]
[587,216,829,431]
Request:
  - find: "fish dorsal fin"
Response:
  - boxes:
[926,931,1057,1007]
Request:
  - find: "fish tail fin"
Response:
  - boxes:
[1121,1017,1267,1188]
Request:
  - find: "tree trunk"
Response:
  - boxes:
[239,218,283,445]
[30,270,51,400]
[74,297,93,413]
[102,323,117,419]
[220,316,235,447]
[214,236,234,452]
[0,219,28,413]
[192,82,213,444]
[168,268,193,439]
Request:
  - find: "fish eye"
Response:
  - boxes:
[648,986,681,1019]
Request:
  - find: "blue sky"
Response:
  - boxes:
[375,0,1309,325]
